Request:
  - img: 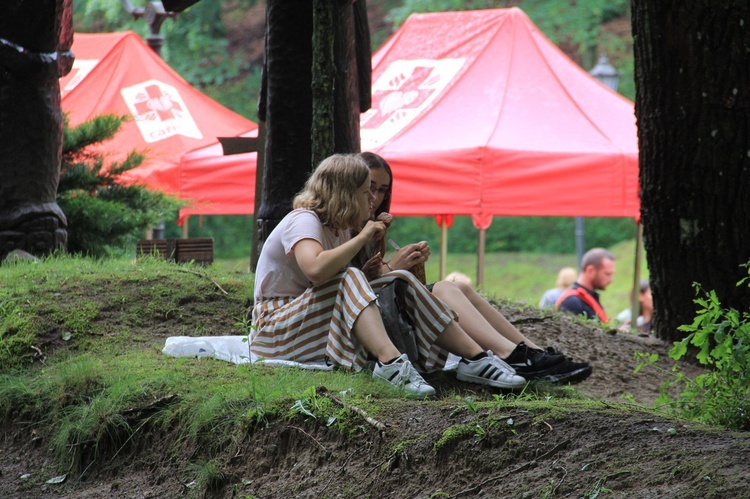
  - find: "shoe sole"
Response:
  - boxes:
[456,371,526,390]
[513,361,591,381]
[541,365,593,384]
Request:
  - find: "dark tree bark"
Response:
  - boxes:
[311,0,335,166]
[256,0,314,244]
[0,0,73,259]
[631,1,750,339]
[256,0,371,248]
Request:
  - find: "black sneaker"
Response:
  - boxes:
[536,358,593,384]
[544,346,565,357]
[505,342,567,379]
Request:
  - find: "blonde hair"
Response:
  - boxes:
[556,266,577,288]
[446,271,472,286]
[293,154,370,231]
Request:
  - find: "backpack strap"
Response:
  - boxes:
[556,286,609,323]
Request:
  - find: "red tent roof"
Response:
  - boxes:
[62,9,639,227]
[61,31,257,222]
[361,8,640,225]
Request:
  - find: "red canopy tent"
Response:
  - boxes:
[60,31,258,224]
[362,7,639,221]
[62,12,640,282]
[360,7,640,283]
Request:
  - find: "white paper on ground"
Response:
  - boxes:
[162,335,334,370]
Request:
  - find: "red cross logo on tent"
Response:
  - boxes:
[361,58,464,149]
[120,79,202,143]
[365,66,436,129]
[133,84,182,121]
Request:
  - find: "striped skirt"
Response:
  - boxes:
[251,268,456,372]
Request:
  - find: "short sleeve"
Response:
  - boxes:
[281,210,324,255]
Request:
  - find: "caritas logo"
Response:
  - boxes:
[360,58,464,149]
[120,80,202,143]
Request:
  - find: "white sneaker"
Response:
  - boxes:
[456,351,526,389]
[373,354,436,399]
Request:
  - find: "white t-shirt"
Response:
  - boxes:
[254,209,351,299]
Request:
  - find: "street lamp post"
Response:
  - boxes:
[589,54,621,91]
[120,1,172,57]
[574,54,620,267]
[120,0,201,239]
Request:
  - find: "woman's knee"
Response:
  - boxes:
[343,267,367,280]
[342,267,375,290]
[454,280,475,296]
[432,280,460,297]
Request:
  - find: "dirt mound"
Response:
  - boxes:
[4,284,749,498]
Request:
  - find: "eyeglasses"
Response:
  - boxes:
[370,185,389,197]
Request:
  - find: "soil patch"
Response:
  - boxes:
[3,283,749,498]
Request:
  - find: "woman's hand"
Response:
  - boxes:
[358,220,386,243]
[295,220,385,285]
[414,240,430,262]
[361,252,383,280]
[389,241,430,271]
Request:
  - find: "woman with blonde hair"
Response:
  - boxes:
[252,154,526,398]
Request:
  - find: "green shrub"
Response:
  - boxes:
[59,114,182,258]
[640,266,750,430]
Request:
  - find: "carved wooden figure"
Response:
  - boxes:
[0,0,73,259]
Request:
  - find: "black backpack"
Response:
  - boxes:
[376,277,420,365]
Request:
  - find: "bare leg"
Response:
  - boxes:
[432,281,540,356]
[433,321,485,359]
[352,303,401,363]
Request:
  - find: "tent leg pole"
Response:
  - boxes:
[181,216,189,239]
[477,228,485,290]
[575,216,585,268]
[440,220,447,280]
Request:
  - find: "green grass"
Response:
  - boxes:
[0,252,642,491]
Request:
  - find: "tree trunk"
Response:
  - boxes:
[0,0,73,259]
[631,1,750,340]
[256,0,371,248]
[256,0,314,244]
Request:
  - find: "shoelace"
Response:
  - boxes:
[486,354,517,379]
[394,360,427,388]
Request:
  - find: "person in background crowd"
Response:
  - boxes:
[539,266,577,309]
[617,279,653,334]
[556,248,615,323]
[354,151,592,384]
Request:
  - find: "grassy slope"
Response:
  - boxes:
[3,255,750,499]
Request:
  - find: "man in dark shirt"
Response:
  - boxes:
[556,248,616,322]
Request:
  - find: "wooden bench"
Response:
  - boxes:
[136,238,214,266]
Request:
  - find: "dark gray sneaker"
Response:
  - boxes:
[538,358,593,384]
[505,341,592,383]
